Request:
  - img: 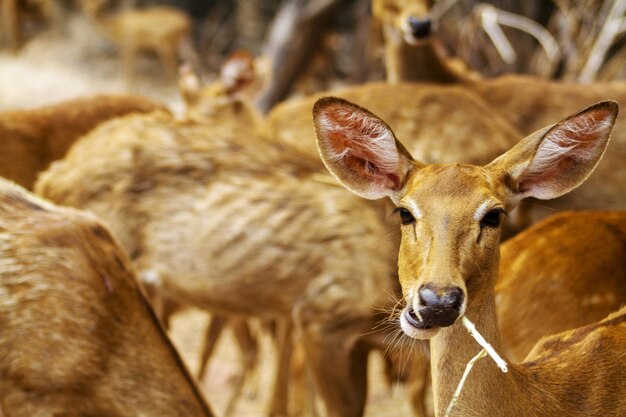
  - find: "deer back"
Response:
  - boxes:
[0,178,213,416]
[36,111,398,319]
[0,94,168,189]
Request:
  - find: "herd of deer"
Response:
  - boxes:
[1,0,625,416]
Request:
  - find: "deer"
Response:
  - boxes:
[36,81,539,417]
[266,78,626,230]
[178,50,267,130]
[313,96,625,416]
[265,82,522,162]
[371,0,477,83]
[79,0,192,81]
[0,177,215,416]
[370,0,626,187]
[34,110,400,417]
[0,94,168,190]
[36,94,626,416]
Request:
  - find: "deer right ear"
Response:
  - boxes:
[313,97,418,201]
[487,100,618,205]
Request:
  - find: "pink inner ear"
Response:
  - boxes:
[322,104,402,190]
[518,106,614,197]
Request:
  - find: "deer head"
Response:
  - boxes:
[314,96,618,340]
[372,0,436,45]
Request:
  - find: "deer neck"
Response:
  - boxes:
[383,25,459,84]
[429,268,517,416]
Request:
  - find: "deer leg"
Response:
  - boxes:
[157,43,179,80]
[197,314,229,381]
[121,43,137,89]
[293,301,372,417]
[268,319,293,417]
[1,0,20,52]
[222,318,259,417]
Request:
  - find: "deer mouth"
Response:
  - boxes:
[400,306,440,339]
[402,31,432,46]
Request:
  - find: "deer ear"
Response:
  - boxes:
[487,101,618,204]
[220,50,255,97]
[178,63,202,105]
[313,97,419,201]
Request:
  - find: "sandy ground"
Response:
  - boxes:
[169,309,417,417]
[0,16,417,417]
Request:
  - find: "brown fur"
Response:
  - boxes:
[35,111,399,417]
[0,94,168,189]
[178,53,265,130]
[315,97,625,416]
[266,82,522,163]
[0,178,214,416]
[498,210,626,362]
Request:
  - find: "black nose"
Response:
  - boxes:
[417,285,463,327]
[408,16,432,39]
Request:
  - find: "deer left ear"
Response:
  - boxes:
[488,100,618,204]
[313,97,419,201]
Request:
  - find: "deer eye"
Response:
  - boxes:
[395,207,415,225]
[480,209,503,228]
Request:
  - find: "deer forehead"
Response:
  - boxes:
[400,164,505,220]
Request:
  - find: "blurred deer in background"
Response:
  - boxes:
[179,50,268,130]
[79,0,192,81]
[372,0,478,83]
[35,110,400,417]
[0,94,168,190]
[314,96,625,416]
[265,82,521,161]
[0,178,215,417]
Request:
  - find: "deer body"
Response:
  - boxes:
[314,97,625,416]
[0,178,214,416]
[266,82,521,162]
[35,111,398,417]
[498,210,626,361]
[0,94,167,189]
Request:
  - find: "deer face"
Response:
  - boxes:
[372,0,436,45]
[313,96,617,339]
[394,164,507,338]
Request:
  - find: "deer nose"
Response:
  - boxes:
[417,285,463,327]
[408,16,432,39]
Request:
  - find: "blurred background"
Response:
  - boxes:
[1,0,625,113]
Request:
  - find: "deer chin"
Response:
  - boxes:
[400,306,441,339]
[401,30,431,46]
